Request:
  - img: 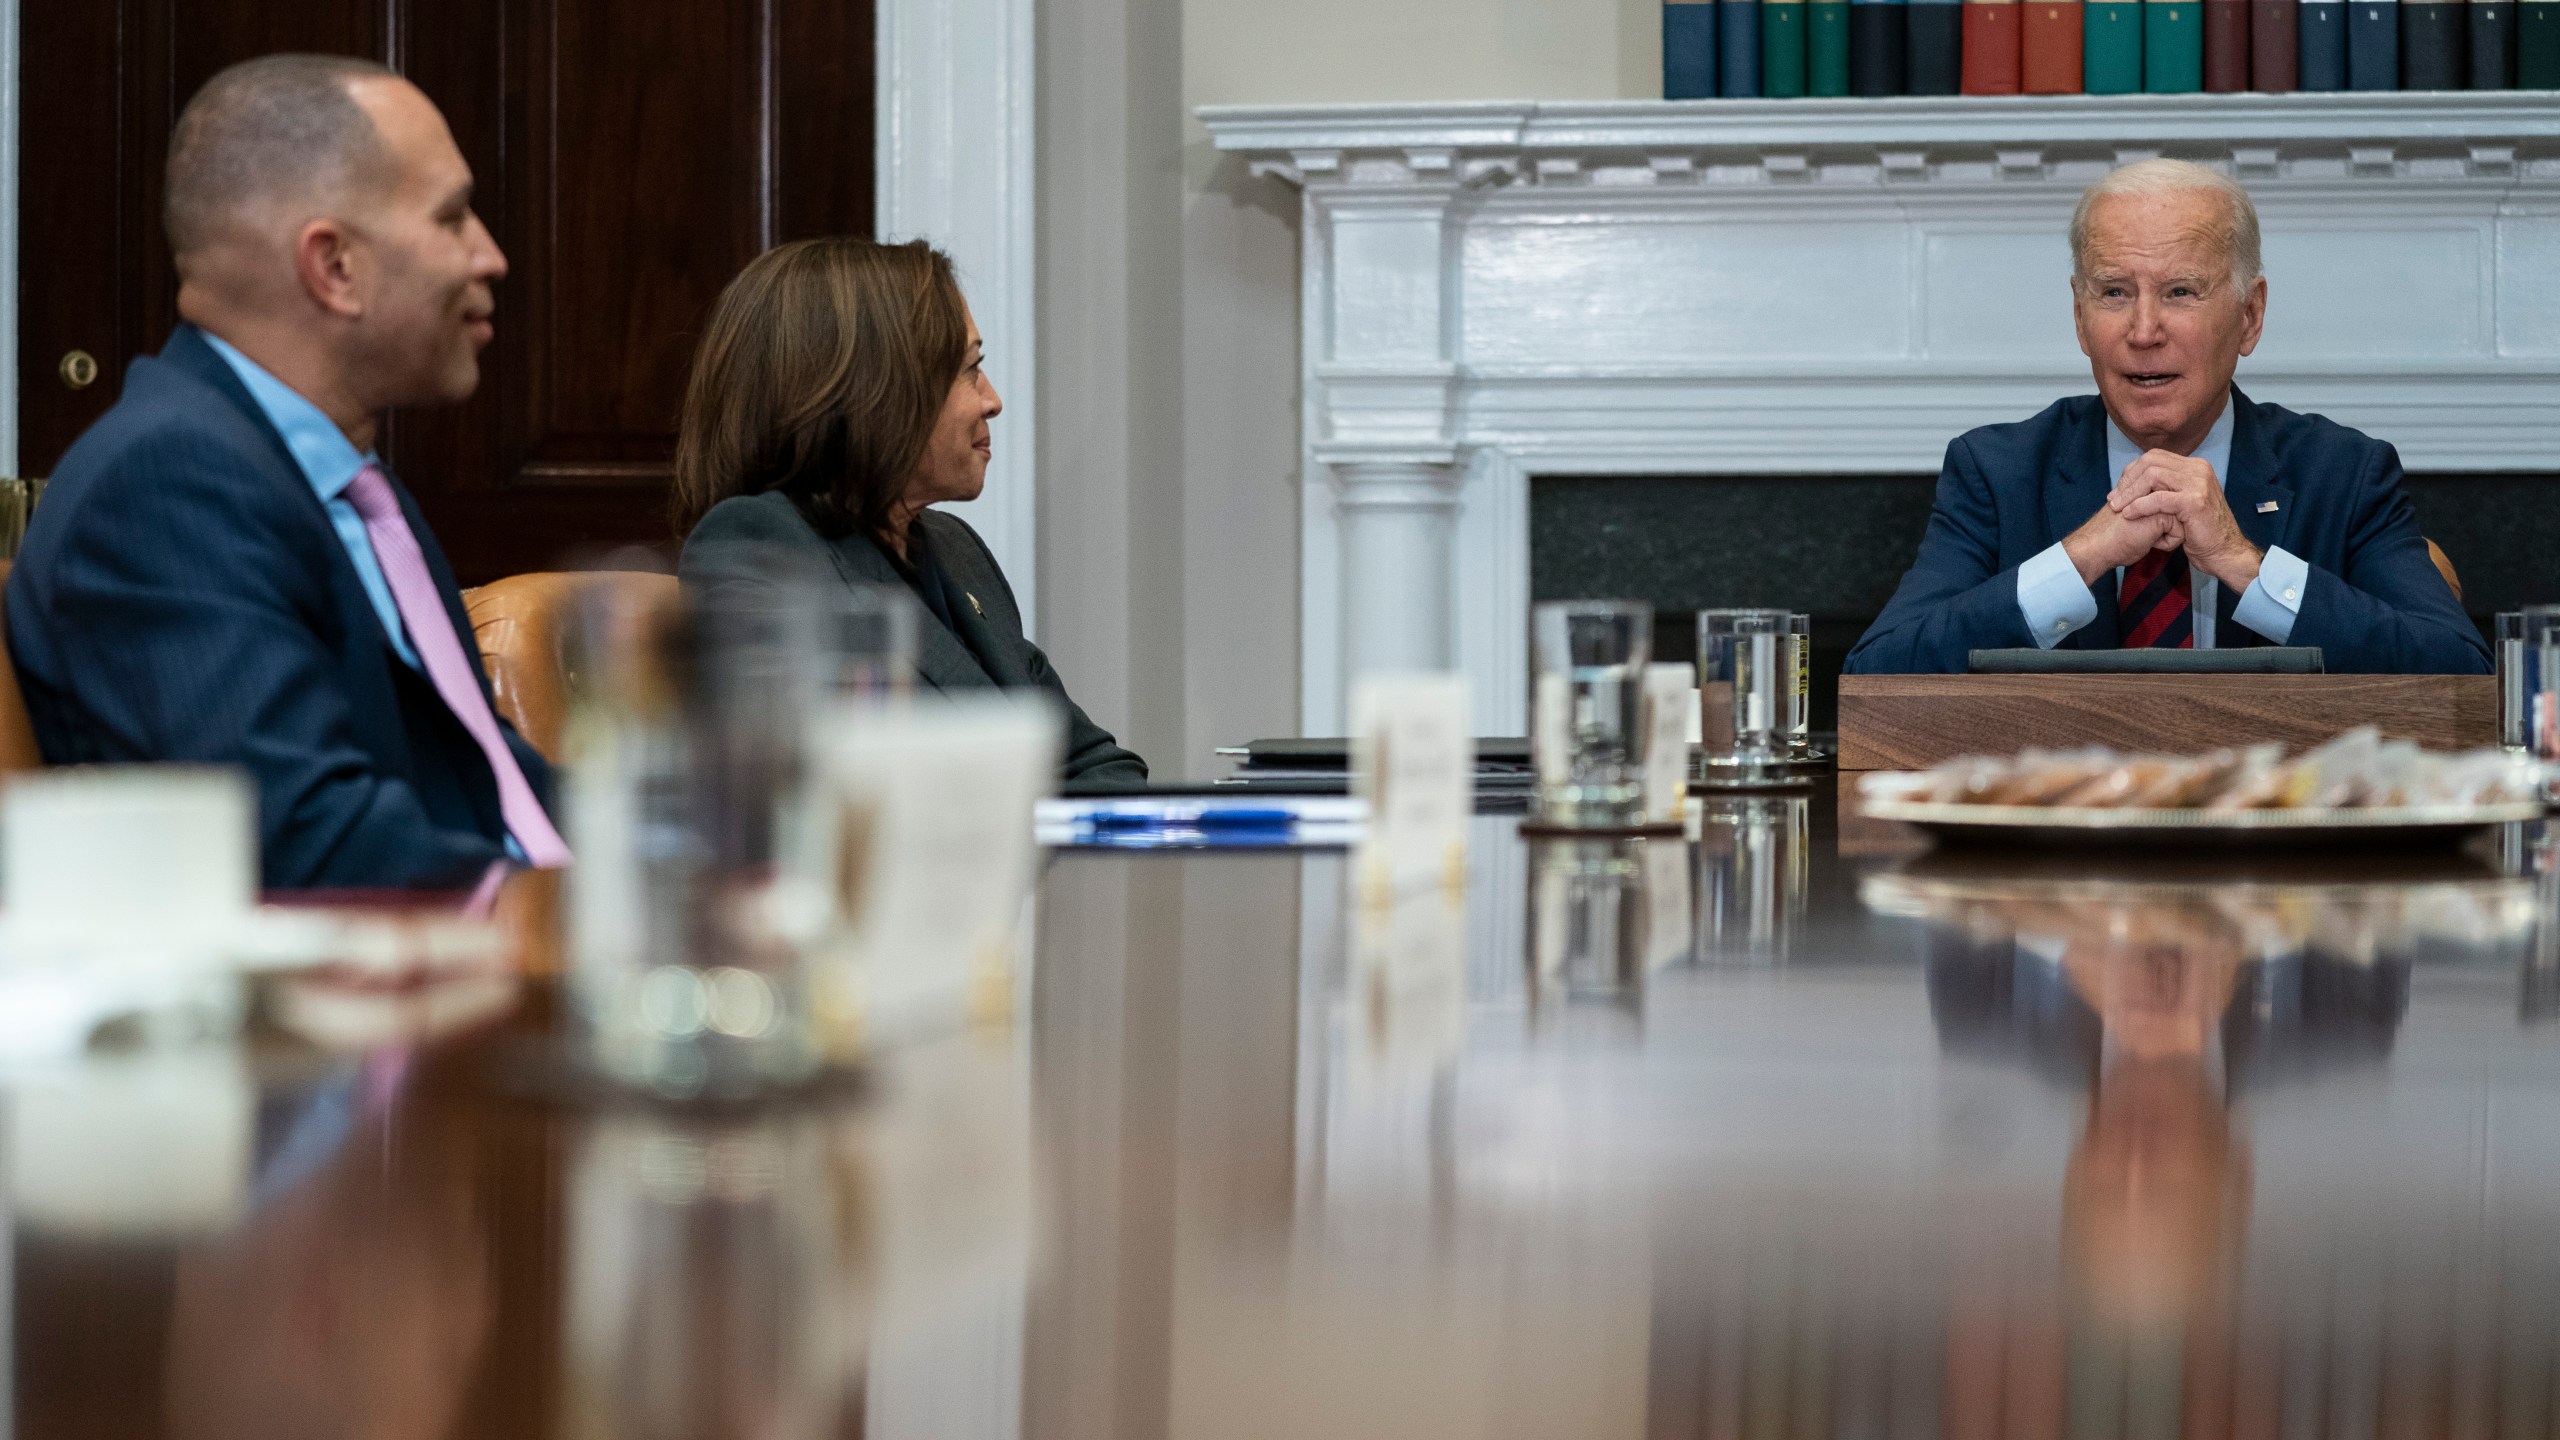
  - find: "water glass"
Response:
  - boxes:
[1530,601,1652,828]
[563,577,836,1100]
[1697,608,1797,788]
[2528,606,2560,797]
[2498,611,2533,753]
[1782,611,1814,759]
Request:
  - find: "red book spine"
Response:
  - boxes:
[2204,0,2253,83]
[2250,0,2299,86]
[2023,0,2087,87]
[1963,0,2027,89]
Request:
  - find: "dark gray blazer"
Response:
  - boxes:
[679,491,1148,789]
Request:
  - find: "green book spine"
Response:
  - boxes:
[2086,0,2147,84]
[1765,0,1812,92]
[2524,0,2560,81]
[1811,0,1854,89]
[2144,0,2207,84]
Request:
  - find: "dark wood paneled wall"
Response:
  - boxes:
[20,0,876,581]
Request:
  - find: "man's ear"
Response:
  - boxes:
[291,218,366,319]
[2235,274,2267,359]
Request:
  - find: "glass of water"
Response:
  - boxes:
[2498,611,2532,753]
[1530,600,1652,829]
[1782,612,1814,760]
[1698,608,1800,789]
[2527,606,2560,797]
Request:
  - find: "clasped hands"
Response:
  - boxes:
[2062,449,2262,591]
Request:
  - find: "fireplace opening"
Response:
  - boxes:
[1531,473,2553,730]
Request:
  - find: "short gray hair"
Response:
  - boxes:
[165,54,397,269]
[2068,158,2263,292]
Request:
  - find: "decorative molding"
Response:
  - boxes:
[879,0,1038,631]
[1204,96,2560,735]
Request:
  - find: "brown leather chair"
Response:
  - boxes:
[463,571,678,763]
[2425,539,2461,604]
[0,561,44,772]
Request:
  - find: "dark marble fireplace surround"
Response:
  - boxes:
[1531,474,2557,732]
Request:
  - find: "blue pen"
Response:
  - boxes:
[1084,809,1299,831]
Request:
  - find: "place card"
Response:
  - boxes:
[1350,674,1473,896]
[1642,662,1697,825]
[3,766,255,960]
[801,695,1059,1057]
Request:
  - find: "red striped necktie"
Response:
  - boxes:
[2118,547,2195,649]
[344,464,574,868]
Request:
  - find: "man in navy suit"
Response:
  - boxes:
[1848,160,2488,676]
[8,55,562,889]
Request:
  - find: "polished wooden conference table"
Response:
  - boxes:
[18,779,2560,1440]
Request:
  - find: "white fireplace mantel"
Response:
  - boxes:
[1200,95,2560,736]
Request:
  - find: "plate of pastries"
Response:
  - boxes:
[1856,727,2550,848]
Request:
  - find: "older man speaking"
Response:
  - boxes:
[1848,160,2489,676]
[8,55,564,890]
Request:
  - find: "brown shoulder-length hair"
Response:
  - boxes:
[671,237,969,542]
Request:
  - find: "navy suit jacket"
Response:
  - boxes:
[7,325,550,890]
[1846,390,2490,676]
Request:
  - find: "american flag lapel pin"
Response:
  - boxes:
[2256,500,2279,513]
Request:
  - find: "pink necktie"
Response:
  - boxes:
[344,465,572,869]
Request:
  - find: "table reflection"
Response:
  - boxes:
[15,801,2560,1440]
[1696,795,1809,966]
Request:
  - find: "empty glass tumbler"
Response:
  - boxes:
[1530,601,1652,828]
[1698,608,1797,788]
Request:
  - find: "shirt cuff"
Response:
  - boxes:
[2233,545,2308,644]
[2016,542,2099,649]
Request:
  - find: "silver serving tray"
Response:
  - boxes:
[1859,797,2548,848]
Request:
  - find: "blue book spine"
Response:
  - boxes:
[1666,1,1722,95]
[2301,0,2351,81]
[1721,0,1766,90]
[1908,0,1967,88]
[2350,0,2402,80]
[1851,0,1912,90]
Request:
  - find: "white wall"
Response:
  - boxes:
[1035,0,1666,780]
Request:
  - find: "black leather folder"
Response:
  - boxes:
[1966,647,2325,674]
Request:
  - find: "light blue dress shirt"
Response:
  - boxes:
[2015,397,2310,650]
[201,333,419,670]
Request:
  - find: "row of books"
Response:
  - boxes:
[1663,0,2559,95]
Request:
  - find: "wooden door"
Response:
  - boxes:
[18,0,874,582]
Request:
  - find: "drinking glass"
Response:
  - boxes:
[1782,611,1814,760]
[2498,611,2532,753]
[2527,606,2560,799]
[563,574,850,1099]
[1697,608,1801,789]
[1530,601,1652,828]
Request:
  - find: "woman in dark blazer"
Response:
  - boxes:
[673,238,1146,789]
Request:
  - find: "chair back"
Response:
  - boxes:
[463,571,679,763]
[2425,539,2462,604]
[0,562,44,772]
